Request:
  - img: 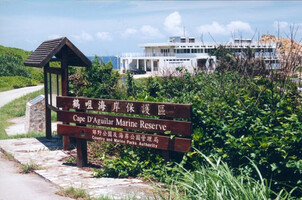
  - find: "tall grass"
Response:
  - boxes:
[0,88,43,138]
[158,150,296,200]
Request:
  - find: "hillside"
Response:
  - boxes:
[0,45,31,62]
[0,45,43,91]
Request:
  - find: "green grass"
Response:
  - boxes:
[19,161,41,174]
[0,88,43,139]
[0,76,39,92]
[57,186,141,200]
[158,150,297,200]
[57,187,92,200]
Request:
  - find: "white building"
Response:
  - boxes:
[120,36,280,74]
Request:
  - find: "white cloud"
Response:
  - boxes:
[274,21,289,30]
[121,28,137,38]
[96,32,112,41]
[197,21,252,35]
[164,11,183,35]
[197,22,225,35]
[71,31,93,42]
[140,25,163,39]
[226,21,252,33]
[48,34,63,40]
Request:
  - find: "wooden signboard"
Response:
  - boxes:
[57,96,191,119]
[57,110,191,136]
[56,96,192,167]
[57,124,191,153]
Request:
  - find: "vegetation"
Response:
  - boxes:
[57,187,92,200]
[0,76,39,92]
[1,44,299,198]
[20,161,41,174]
[57,187,127,200]
[158,150,297,200]
[69,56,120,99]
[0,89,43,139]
[0,45,43,92]
[0,45,31,62]
[0,55,31,77]
[69,51,302,198]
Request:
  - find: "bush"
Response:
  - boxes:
[0,76,39,91]
[70,56,120,99]
[69,59,301,197]
[0,55,30,77]
[93,143,170,181]
[139,72,301,194]
[26,67,44,82]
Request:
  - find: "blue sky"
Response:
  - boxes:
[0,1,301,56]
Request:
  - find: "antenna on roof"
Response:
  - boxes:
[251,28,257,43]
[183,26,186,37]
[208,32,217,45]
[277,21,280,40]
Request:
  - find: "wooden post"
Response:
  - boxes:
[76,138,87,167]
[162,150,170,161]
[44,64,52,139]
[61,47,70,150]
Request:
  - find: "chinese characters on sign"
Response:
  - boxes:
[72,98,80,109]
[91,129,160,148]
[71,98,167,116]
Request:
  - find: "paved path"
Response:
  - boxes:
[0,85,44,108]
[0,137,155,199]
[0,151,72,200]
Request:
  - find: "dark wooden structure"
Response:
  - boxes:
[57,96,192,167]
[24,37,92,149]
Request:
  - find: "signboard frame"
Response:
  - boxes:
[56,96,192,167]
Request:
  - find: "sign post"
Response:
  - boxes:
[56,96,192,167]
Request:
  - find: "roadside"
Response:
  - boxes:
[0,137,155,199]
[0,85,43,108]
[0,151,72,200]
[0,87,44,138]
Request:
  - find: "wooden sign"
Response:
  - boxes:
[57,96,191,119]
[57,110,191,136]
[57,124,191,153]
[56,96,192,167]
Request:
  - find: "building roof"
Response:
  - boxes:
[24,37,92,68]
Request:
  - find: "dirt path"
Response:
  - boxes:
[0,85,44,108]
[0,151,72,200]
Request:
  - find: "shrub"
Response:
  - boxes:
[93,144,170,181]
[71,56,120,99]
[69,58,301,196]
[0,55,30,77]
[139,72,301,195]
[27,67,44,82]
[0,76,39,91]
